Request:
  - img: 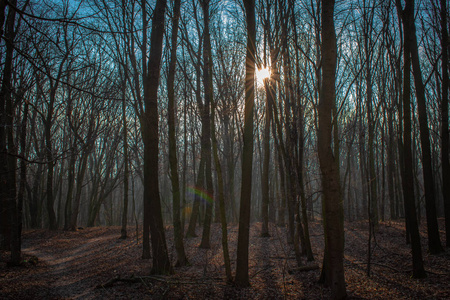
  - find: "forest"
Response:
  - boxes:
[0,0,449,299]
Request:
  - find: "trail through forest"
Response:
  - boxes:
[1,220,449,299]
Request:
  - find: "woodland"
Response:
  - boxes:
[0,0,450,299]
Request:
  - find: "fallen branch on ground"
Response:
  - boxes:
[347,261,449,276]
[289,264,320,273]
[96,275,225,289]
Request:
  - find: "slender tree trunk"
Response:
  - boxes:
[211,79,232,282]
[68,151,90,231]
[407,0,443,254]
[181,89,188,229]
[235,0,256,287]
[387,106,396,220]
[1,0,19,262]
[167,0,188,265]
[199,0,215,249]
[440,0,450,248]
[64,140,76,230]
[141,0,172,274]
[186,156,205,237]
[45,93,57,230]
[261,77,271,237]
[0,0,16,251]
[121,73,129,239]
[396,0,427,278]
[141,0,151,259]
[16,99,28,263]
[318,0,347,298]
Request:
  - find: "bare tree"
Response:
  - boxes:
[317,0,347,298]
[440,0,450,248]
[141,0,172,274]
[167,0,188,265]
[235,0,256,287]
[396,0,427,278]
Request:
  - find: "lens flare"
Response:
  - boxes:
[186,186,214,205]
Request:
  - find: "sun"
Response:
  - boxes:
[256,67,270,85]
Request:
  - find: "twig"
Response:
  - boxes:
[290,264,320,272]
[347,261,407,273]
[96,275,225,289]
[348,261,449,276]
[425,270,450,276]
[251,266,272,279]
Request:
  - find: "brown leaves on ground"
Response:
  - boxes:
[0,219,449,299]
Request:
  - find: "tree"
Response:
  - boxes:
[167,0,188,265]
[406,0,443,255]
[260,75,271,238]
[141,0,172,274]
[396,0,427,279]
[317,0,347,298]
[120,67,130,240]
[235,0,256,287]
[0,0,20,265]
[440,0,450,248]
[211,60,232,282]
[260,0,272,238]
[199,0,215,250]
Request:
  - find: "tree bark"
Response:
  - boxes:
[0,0,19,263]
[211,72,232,283]
[141,0,172,274]
[407,0,443,254]
[318,0,347,298]
[0,0,16,252]
[120,70,130,239]
[235,0,256,287]
[167,0,188,265]
[440,0,450,248]
[396,0,427,278]
[261,77,271,237]
[199,0,215,250]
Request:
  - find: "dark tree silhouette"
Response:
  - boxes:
[396,0,427,279]
[167,0,188,266]
[441,0,450,248]
[235,0,256,287]
[317,0,347,298]
[141,0,172,275]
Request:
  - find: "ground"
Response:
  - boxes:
[1,219,449,299]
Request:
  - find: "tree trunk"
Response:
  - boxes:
[318,0,347,298]
[261,76,271,237]
[211,73,232,283]
[16,99,28,264]
[0,0,16,252]
[440,0,450,248]
[186,156,205,238]
[396,0,427,278]
[235,0,256,287]
[387,105,396,220]
[407,0,443,254]
[68,151,90,231]
[199,0,215,250]
[121,71,130,239]
[0,0,19,263]
[141,0,172,274]
[167,0,188,265]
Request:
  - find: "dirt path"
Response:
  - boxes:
[22,234,114,298]
[2,227,143,299]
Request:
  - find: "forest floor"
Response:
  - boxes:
[1,219,449,299]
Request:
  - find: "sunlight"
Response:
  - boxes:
[256,67,270,85]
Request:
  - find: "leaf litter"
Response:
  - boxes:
[0,219,449,299]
